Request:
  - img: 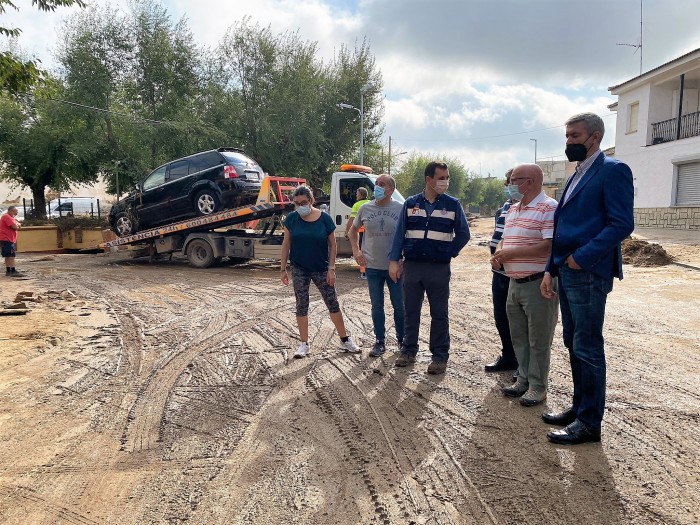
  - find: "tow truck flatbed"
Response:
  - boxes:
[101,201,290,249]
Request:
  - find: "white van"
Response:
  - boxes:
[48,197,103,218]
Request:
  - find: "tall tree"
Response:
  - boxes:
[1,0,86,94]
[127,0,200,169]
[57,5,133,190]
[0,83,101,216]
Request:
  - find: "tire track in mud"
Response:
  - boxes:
[10,486,101,525]
[305,361,414,524]
[120,299,296,454]
[324,355,499,524]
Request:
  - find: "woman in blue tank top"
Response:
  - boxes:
[280,185,360,358]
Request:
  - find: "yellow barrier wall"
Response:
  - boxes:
[62,228,104,250]
[16,226,60,252]
[17,226,104,252]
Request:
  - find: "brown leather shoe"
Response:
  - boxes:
[395,353,416,367]
[502,380,528,397]
[427,361,447,375]
[519,388,546,407]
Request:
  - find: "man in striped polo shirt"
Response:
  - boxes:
[491,164,559,407]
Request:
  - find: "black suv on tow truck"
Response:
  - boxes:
[109,148,264,236]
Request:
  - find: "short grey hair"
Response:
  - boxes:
[7,206,17,212]
[357,187,368,199]
[377,174,396,190]
[566,112,605,139]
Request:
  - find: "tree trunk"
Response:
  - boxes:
[30,185,48,219]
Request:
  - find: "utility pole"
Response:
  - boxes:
[388,136,392,176]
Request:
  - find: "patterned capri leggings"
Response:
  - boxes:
[291,265,341,317]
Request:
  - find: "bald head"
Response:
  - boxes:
[512,164,543,186]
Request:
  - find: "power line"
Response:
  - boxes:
[392,113,617,143]
[23,92,178,126]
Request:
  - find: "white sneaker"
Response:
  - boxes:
[339,337,361,354]
[294,342,310,358]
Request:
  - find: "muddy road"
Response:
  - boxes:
[0,221,698,524]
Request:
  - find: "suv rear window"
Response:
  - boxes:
[190,152,223,174]
[220,151,257,168]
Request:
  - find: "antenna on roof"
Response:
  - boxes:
[617,0,643,75]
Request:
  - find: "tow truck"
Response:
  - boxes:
[100,165,404,268]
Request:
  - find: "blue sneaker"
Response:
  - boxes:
[369,341,386,357]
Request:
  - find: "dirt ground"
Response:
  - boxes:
[0,219,698,525]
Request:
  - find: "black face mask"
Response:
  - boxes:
[565,134,594,162]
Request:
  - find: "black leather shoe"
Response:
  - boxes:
[485,356,518,373]
[542,407,577,426]
[547,419,601,445]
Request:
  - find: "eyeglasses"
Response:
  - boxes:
[510,177,532,183]
[293,200,310,207]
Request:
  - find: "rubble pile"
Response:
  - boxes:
[622,238,674,267]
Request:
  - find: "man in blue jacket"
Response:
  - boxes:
[540,112,634,445]
[389,161,470,374]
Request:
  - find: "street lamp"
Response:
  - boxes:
[337,83,375,166]
[388,151,407,176]
[336,102,363,164]
[530,138,537,163]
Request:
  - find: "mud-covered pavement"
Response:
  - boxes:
[1,221,698,525]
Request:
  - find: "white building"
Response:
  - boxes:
[609,48,700,230]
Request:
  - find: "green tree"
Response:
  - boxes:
[57,5,133,192]
[394,153,469,200]
[216,21,383,188]
[1,0,86,94]
[0,83,101,217]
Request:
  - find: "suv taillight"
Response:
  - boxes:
[224,165,239,179]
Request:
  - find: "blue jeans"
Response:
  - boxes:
[492,271,515,362]
[365,268,405,344]
[558,265,613,430]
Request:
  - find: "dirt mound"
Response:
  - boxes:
[622,238,675,267]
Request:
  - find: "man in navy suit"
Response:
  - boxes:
[540,112,634,445]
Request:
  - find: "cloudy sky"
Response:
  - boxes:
[4,0,700,178]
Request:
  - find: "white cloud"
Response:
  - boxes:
[2,0,696,180]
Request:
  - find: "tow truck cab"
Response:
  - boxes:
[328,164,405,255]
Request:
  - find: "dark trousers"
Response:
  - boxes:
[402,260,451,362]
[492,271,515,362]
[558,265,613,430]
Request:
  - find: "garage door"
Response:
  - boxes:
[676,161,700,206]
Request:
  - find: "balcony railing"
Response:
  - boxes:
[651,111,700,145]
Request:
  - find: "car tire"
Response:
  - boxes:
[194,189,220,216]
[187,239,215,268]
[113,212,136,237]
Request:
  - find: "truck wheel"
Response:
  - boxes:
[194,190,220,216]
[113,212,136,236]
[187,239,215,268]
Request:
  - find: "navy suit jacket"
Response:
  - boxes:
[547,153,634,279]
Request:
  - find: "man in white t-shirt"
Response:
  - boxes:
[348,175,405,357]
